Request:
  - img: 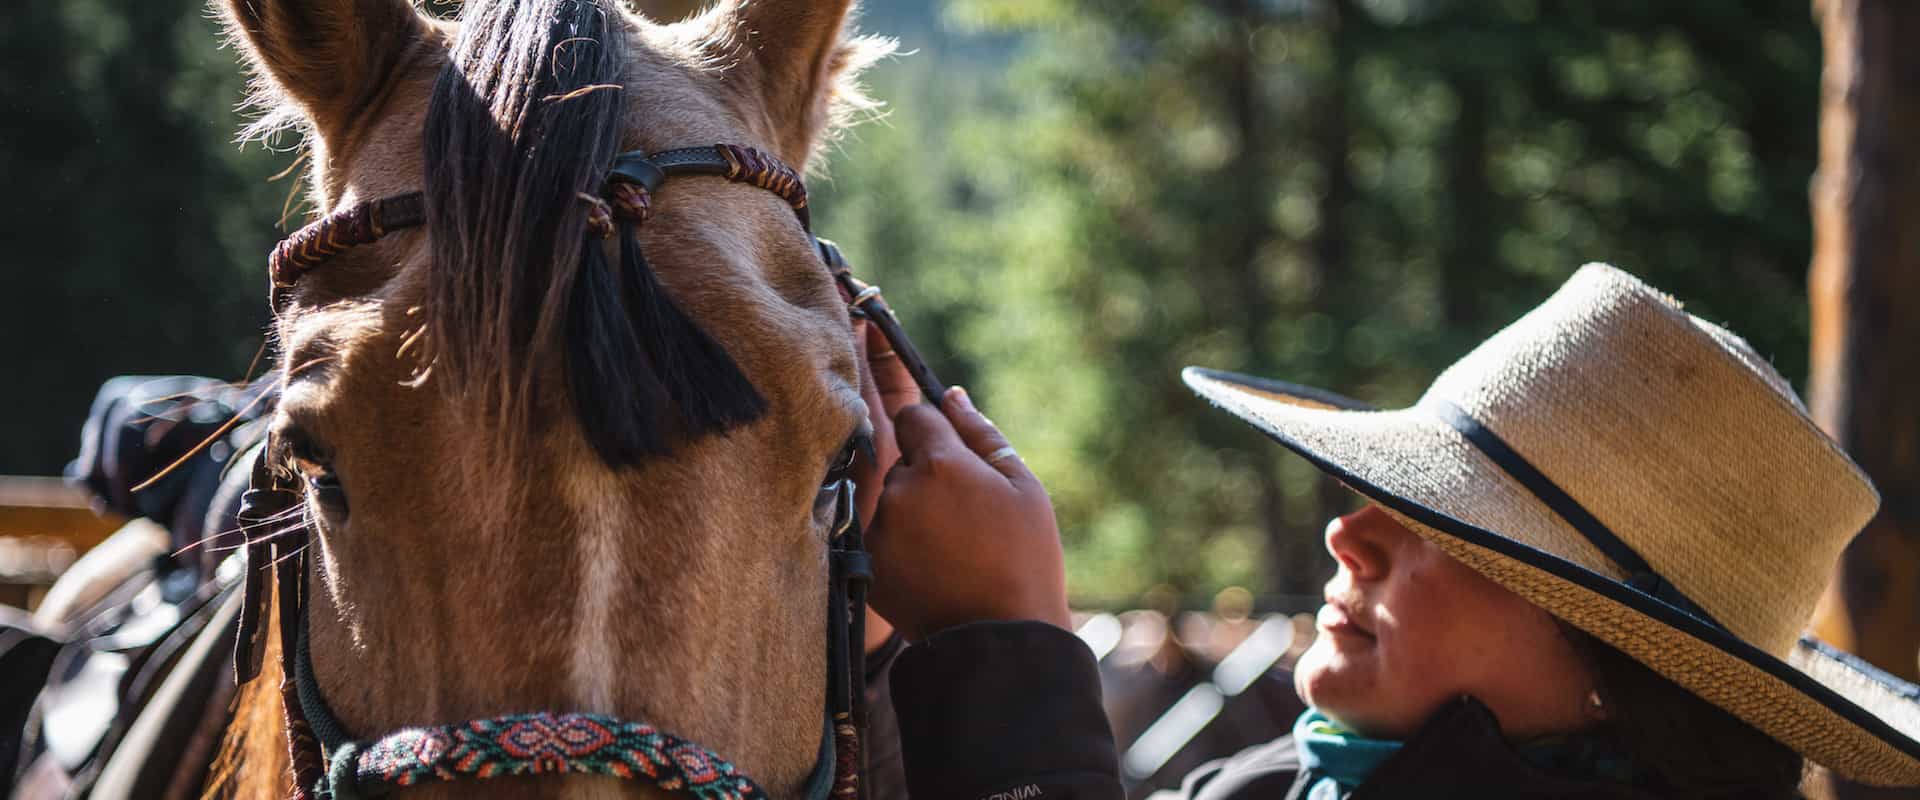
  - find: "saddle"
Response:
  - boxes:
[4,375,271,800]
[9,547,245,800]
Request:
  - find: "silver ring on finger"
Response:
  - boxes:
[985,446,1019,465]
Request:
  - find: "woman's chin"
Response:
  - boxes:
[1294,636,1389,728]
[1294,637,1353,706]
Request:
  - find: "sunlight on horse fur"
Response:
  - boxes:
[206,590,290,798]
[205,0,894,797]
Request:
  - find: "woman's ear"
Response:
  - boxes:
[219,0,429,140]
[709,0,890,169]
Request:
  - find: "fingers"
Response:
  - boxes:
[891,403,965,466]
[851,320,895,524]
[854,320,886,428]
[865,322,922,415]
[941,387,1031,482]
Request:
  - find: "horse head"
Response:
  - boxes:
[214,0,891,795]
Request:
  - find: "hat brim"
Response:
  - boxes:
[1182,366,1920,786]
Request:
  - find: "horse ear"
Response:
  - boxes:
[716,0,890,168]
[219,0,428,138]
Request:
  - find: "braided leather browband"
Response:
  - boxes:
[267,144,807,297]
[270,194,426,290]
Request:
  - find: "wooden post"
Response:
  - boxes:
[1806,0,1920,794]
[1215,0,1292,591]
[1311,0,1359,543]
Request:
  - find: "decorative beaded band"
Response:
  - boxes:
[333,711,768,800]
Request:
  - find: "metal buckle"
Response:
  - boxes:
[828,479,856,541]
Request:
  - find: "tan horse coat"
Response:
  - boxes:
[208,1,892,797]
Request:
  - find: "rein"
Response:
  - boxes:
[239,143,942,799]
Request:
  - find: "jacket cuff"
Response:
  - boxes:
[890,620,1122,800]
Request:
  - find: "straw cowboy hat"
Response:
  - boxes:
[1182,263,1920,786]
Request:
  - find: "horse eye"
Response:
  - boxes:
[828,442,858,477]
[306,470,349,514]
[279,428,350,516]
[818,435,866,496]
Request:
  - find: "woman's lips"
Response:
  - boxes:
[1317,596,1375,640]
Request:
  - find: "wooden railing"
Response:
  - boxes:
[1073,608,1317,797]
[0,476,123,608]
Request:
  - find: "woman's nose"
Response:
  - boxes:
[1324,504,1402,581]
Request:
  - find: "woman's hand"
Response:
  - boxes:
[853,320,913,652]
[853,321,915,529]
[854,331,1069,640]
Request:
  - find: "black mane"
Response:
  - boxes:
[421,0,764,467]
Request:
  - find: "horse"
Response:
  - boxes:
[206,0,896,796]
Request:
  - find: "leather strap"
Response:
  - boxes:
[824,479,871,800]
[233,445,295,685]
[818,239,947,403]
[645,146,737,175]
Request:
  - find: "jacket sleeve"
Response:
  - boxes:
[888,621,1123,800]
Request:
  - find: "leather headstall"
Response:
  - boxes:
[244,143,946,800]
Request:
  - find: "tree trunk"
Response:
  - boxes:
[1441,74,1490,330]
[1214,0,1292,592]
[1311,0,1358,552]
[1805,0,1920,795]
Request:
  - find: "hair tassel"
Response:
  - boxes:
[565,229,674,466]
[616,221,768,435]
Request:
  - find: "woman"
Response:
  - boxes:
[856,264,1920,799]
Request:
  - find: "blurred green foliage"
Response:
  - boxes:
[1,0,284,476]
[2,0,1820,608]
[819,0,1820,605]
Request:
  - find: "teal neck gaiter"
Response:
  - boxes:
[1293,704,1642,796]
[1293,708,1403,796]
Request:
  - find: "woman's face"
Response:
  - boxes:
[1296,504,1599,741]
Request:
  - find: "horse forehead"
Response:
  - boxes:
[645,199,856,378]
[614,19,759,137]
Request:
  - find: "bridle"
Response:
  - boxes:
[236,143,945,800]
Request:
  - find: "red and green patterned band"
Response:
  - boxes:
[326,711,770,800]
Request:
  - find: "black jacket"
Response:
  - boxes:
[886,622,1671,800]
[889,622,1124,800]
[1168,695,1661,800]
